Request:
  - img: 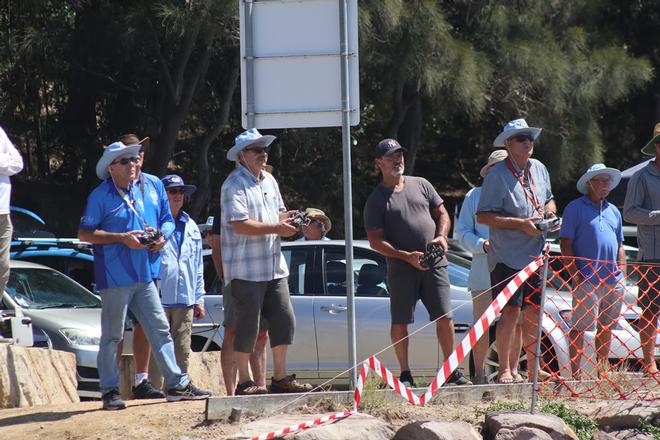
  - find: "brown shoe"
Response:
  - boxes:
[235,380,268,396]
[270,374,313,394]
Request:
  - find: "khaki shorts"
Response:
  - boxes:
[572,282,624,332]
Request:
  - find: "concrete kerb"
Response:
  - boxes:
[206,382,534,421]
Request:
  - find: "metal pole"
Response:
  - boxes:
[530,253,550,414]
[338,0,357,388]
[244,0,256,128]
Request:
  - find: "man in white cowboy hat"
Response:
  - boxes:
[561,164,626,379]
[148,174,206,390]
[114,133,174,401]
[364,138,471,387]
[624,123,660,375]
[477,119,559,384]
[220,128,312,395]
[456,149,524,384]
[79,142,210,410]
[298,208,332,241]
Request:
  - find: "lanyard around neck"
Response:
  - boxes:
[115,184,149,230]
[505,157,543,217]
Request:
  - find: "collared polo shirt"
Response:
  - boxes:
[220,166,289,284]
[159,210,205,307]
[477,158,553,271]
[560,196,623,284]
[137,172,175,278]
[79,179,153,290]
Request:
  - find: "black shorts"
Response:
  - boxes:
[387,264,452,324]
[638,260,660,315]
[490,263,542,308]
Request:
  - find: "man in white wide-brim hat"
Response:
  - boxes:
[477,118,559,384]
[220,128,312,395]
[561,163,626,379]
[80,142,210,410]
[624,122,660,376]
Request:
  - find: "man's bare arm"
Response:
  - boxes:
[476,211,542,237]
[229,218,297,237]
[366,228,426,271]
[78,228,144,249]
[430,204,450,250]
[210,233,223,279]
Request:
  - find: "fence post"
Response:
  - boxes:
[530,253,550,414]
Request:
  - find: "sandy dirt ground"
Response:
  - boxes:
[0,395,608,440]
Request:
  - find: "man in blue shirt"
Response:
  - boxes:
[560,164,626,379]
[79,142,209,410]
[116,133,174,400]
[148,175,205,390]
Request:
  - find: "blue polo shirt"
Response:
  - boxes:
[560,195,624,284]
[137,172,175,279]
[79,179,154,290]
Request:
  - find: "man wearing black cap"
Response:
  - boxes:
[364,139,471,387]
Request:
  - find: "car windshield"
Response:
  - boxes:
[5,268,101,309]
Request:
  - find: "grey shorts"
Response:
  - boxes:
[572,282,624,331]
[491,263,542,308]
[222,282,269,330]
[638,260,660,315]
[230,277,294,353]
[387,264,452,324]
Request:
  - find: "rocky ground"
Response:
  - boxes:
[1,395,656,440]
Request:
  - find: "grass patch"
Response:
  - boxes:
[539,402,597,440]
[639,418,660,439]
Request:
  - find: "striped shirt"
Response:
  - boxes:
[220,165,289,284]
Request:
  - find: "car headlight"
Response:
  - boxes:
[59,328,100,347]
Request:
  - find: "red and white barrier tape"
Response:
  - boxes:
[246,253,547,439]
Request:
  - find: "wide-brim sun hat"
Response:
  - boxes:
[479,149,508,177]
[118,133,150,151]
[305,208,331,233]
[493,118,542,147]
[227,128,276,161]
[641,122,660,156]
[576,163,621,195]
[96,142,141,180]
[161,174,197,196]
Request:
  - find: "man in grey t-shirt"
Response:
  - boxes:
[477,119,559,384]
[364,139,471,387]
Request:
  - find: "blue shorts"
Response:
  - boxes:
[490,263,542,308]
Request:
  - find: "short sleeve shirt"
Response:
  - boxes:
[363,175,447,273]
[560,196,623,284]
[79,179,154,290]
[220,166,289,284]
[477,158,553,271]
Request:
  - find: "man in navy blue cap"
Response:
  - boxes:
[148,175,207,390]
[364,138,471,387]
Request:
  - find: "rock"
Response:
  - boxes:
[229,412,395,440]
[393,420,481,439]
[589,400,660,429]
[592,429,656,440]
[484,410,579,440]
[120,351,223,400]
[0,344,79,407]
[496,427,553,439]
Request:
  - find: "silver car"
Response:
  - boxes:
[1,260,101,397]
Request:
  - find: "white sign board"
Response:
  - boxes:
[240,0,359,129]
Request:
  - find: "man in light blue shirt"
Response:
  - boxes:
[561,164,625,378]
[149,174,205,390]
[79,142,209,410]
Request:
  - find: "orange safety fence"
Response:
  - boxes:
[518,256,660,401]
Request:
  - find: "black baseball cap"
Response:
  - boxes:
[374,139,406,158]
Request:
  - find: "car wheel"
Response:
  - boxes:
[484,334,558,382]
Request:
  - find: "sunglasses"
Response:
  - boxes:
[511,134,535,143]
[111,156,139,166]
[166,188,186,195]
[245,146,271,154]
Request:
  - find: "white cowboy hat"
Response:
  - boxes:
[227,128,276,161]
[493,118,542,147]
[576,163,621,195]
[96,141,141,180]
[479,149,508,177]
